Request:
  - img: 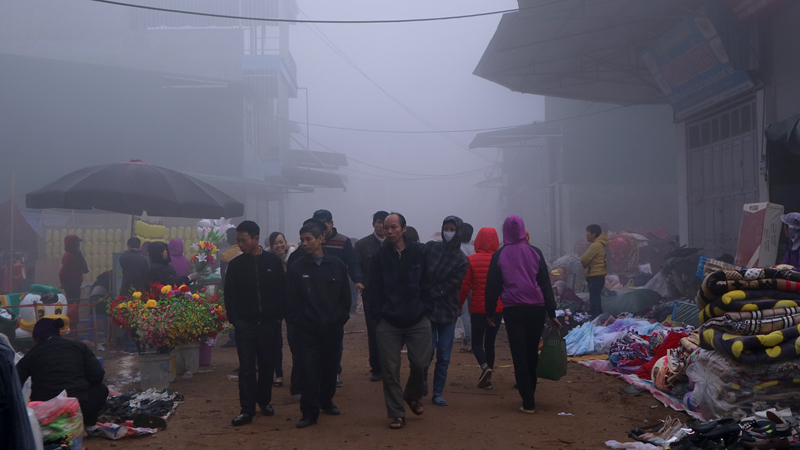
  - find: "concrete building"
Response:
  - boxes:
[474,0,800,258]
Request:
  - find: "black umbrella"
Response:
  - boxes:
[26,160,244,218]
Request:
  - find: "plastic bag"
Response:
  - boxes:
[27,407,44,450]
[29,390,81,426]
[538,333,567,381]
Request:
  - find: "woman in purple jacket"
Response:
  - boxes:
[484,215,562,414]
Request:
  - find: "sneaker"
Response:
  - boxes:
[484,381,493,390]
[336,375,343,387]
[291,393,301,401]
[477,367,492,389]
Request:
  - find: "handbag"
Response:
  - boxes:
[538,329,567,381]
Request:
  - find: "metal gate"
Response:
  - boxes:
[687,100,759,257]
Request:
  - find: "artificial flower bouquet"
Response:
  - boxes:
[190,218,234,276]
[108,283,227,353]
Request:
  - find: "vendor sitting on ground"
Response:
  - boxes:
[16,318,108,426]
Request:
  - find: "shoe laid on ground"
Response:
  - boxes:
[336,375,344,387]
[320,405,341,415]
[291,393,301,401]
[231,413,253,426]
[260,404,274,416]
[431,396,448,406]
[296,417,318,428]
[221,340,236,348]
[477,367,493,389]
[370,373,382,382]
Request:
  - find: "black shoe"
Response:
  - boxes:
[370,373,382,382]
[296,417,318,428]
[477,367,492,389]
[321,405,341,415]
[231,413,253,426]
[260,404,274,416]
[484,381,493,390]
[336,375,343,387]
[290,393,301,401]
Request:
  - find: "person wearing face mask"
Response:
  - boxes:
[420,216,469,407]
[354,211,390,382]
[266,232,297,388]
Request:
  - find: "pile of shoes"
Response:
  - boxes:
[624,408,797,449]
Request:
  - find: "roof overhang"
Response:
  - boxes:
[469,123,561,149]
[473,0,698,105]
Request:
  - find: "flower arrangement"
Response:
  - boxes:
[108,283,227,353]
[189,218,233,275]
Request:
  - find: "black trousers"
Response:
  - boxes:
[286,323,302,396]
[470,312,503,369]
[294,325,343,421]
[504,306,547,410]
[235,322,280,415]
[274,319,285,379]
[363,295,382,375]
[80,384,109,426]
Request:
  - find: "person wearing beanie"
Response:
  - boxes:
[16,318,109,426]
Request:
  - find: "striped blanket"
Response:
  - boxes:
[695,269,800,309]
[698,290,800,322]
[703,307,800,335]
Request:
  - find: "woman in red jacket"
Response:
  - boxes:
[458,227,502,389]
[59,234,88,301]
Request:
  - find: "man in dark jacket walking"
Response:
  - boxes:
[119,237,149,295]
[353,210,389,382]
[225,220,287,426]
[286,221,351,429]
[421,215,469,406]
[368,212,431,430]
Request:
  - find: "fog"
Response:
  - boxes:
[0,0,680,258]
[0,0,543,244]
[284,1,543,240]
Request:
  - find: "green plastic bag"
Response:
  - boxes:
[538,331,567,381]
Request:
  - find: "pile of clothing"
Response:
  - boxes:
[565,316,666,356]
[28,391,84,450]
[90,388,181,440]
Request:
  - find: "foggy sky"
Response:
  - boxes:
[284,1,544,241]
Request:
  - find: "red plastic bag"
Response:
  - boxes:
[28,390,81,425]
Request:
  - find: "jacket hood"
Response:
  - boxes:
[148,241,170,265]
[168,238,184,256]
[474,228,499,254]
[502,215,527,246]
[595,233,609,246]
[441,215,464,250]
[64,234,81,249]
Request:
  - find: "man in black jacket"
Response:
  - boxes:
[225,220,286,427]
[353,210,389,382]
[286,221,351,429]
[367,212,432,430]
[119,237,149,295]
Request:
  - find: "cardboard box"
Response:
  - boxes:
[735,202,784,268]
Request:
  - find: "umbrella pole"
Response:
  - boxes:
[130,214,135,240]
[10,173,14,261]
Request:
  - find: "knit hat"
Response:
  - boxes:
[32,318,64,339]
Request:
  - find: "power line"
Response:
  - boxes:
[296,8,497,163]
[92,0,517,23]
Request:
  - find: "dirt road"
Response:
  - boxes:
[89,315,684,449]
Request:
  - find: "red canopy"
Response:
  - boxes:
[0,199,39,253]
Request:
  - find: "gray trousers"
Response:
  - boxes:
[376,316,432,419]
